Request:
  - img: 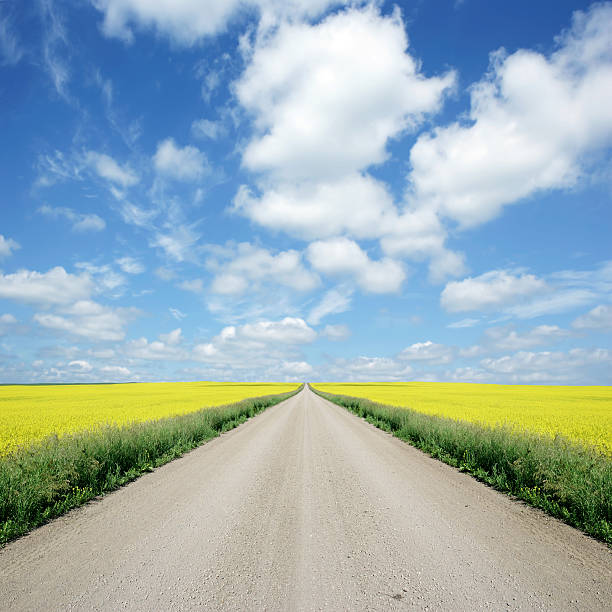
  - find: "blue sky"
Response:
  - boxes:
[0,0,611,384]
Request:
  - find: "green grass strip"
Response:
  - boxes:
[0,385,302,546]
[310,384,612,545]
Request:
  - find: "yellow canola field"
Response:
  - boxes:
[0,382,299,455]
[313,382,612,455]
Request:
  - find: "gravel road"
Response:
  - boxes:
[1,386,610,611]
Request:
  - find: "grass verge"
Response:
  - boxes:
[0,385,302,546]
[310,384,611,545]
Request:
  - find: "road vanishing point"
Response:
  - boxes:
[1,386,610,610]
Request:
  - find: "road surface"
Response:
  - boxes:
[1,385,610,610]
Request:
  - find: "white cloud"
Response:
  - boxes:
[35,150,81,187]
[480,348,611,384]
[92,0,348,45]
[191,118,225,140]
[0,14,24,65]
[307,237,405,294]
[0,267,93,306]
[159,328,183,345]
[447,318,480,329]
[179,279,204,294]
[75,261,126,293]
[153,138,207,181]
[68,360,93,373]
[85,151,139,187]
[234,174,397,242]
[398,340,453,364]
[38,205,106,232]
[321,324,350,341]
[407,3,612,228]
[0,234,19,258]
[34,300,136,341]
[326,355,413,382]
[240,317,316,344]
[208,243,319,296]
[280,360,313,376]
[192,317,316,367]
[100,365,131,378]
[119,202,158,228]
[124,335,187,361]
[40,0,70,98]
[116,256,145,274]
[307,286,352,325]
[572,304,612,332]
[484,324,569,351]
[169,307,187,320]
[506,289,596,319]
[237,6,454,182]
[151,224,201,262]
[232,4,455,280]
[441,270,547,313]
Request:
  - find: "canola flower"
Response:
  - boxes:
[313,382,612,455]
[0,382,299,455]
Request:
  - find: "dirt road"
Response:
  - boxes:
[1,386,610,610]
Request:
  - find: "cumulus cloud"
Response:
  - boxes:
[441,270,547,313]
[124,334,187,361]
[0,234,19,258]
[38,205,106,232]
[75,261,126,293]
[232,4,456,283]
[85,151,139,187]
[325,356,413,382]
[68,359,93,372]
[572,304,612,332]
[234,175,397,242]
[240,317,316,344]
[397,340,453,364]
[484,324,570,351]
[407,3,612,228]
[280,360,313,376]
[208,243,319,296]
[479,348,611,384]
[100,365,131,378]
[92,0,349,45]
[159,328,183,345]
[34,300,137,341]
[0,267,93,306]
[193,317,316,367]
[153,138,207,181]
[237,6,454,182]
[307,237,405,294]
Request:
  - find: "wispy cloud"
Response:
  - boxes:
[38,205,106,232]
[39,0,70,99]
[0,13,24,65]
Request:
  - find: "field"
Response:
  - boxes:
[312,382,612,455]
[311,384,612,543]
[0,382,300,455]
[0,383,302,544]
